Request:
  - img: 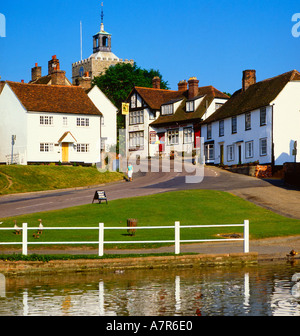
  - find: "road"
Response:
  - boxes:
[0,160,299,219]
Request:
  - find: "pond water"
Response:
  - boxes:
[1,261,300,316]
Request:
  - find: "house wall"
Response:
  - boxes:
[272,81,300,165]
[26,112,101,164]
[88,86,117,152]
[201,106,272,166]
[0,84,28,164]
[126,106,152,158]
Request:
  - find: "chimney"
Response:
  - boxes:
[51,70,66,86]
[48,55,66,85]
[242,70,256,92]
[188,77,199,99]
[178,80,188,91]
[152,76,161,89]
[48,55,60,75]
[31,63,42,82]
[76,72,92,90]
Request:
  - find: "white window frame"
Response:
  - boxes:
[167,129,179,145]
[232,116,237,134]
[227,145,235,162]
[215,103,223,111]
[183,127,193,144]
[129,131,144,149]
[40,143,54,152]
[186,101,194,113]
[205,144,214,161]
[245,112,251,131]
[77,118,90,127]
[129,110,144,125]
[40,116,53,126]
[63,117,68,126]
[207,124,212,140]
[260,138,267,156]
[161,104,173,116]
[76,144,90,153]
[245,141,254,159]
[219,120,225,137]
[130,94,137,108]
[260,107,267,126]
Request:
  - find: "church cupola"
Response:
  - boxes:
[93,2,112,53]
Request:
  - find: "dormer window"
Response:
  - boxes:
[161,104,173,115]
[186,101,194,112]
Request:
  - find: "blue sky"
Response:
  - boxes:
[0,0,300,94]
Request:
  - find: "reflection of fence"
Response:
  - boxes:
[0,221,249,256]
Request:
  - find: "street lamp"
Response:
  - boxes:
[11,135,16,165]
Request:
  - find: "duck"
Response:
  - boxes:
[14,222,21,235]
[287,250,298,258]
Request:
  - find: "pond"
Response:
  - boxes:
[1,261,300,316]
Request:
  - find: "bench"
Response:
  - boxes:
[92,190,108,204]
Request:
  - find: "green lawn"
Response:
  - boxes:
[0,165,124,195]
[0,190,300,250]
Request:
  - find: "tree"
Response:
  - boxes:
[92,62,169,110]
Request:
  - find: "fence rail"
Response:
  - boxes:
[0,220,249,256]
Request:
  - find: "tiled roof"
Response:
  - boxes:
[150,86,229,126]
[203,70,300,124]
[133,87,183,110]
[6,81,102,116]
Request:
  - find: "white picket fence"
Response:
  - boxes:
[0,220,249,256]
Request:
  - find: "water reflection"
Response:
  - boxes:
[1,263,300,316]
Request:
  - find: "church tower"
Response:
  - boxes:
[72,2,134,87]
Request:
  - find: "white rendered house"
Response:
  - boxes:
[201,70,300,167]
[0,81,102,165]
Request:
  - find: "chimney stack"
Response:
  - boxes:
[188,77,199,99]
[31,63,42,82]
[178,80,188,91]
[48,55,66,85]
[48,55,61,75]
[152,76,161,89]
[242,70,256,92]
[76,72,92,90]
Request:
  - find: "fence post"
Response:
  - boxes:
[22,223,28,256]
[175,221,180,255]
[244,220,249,253]
[99,223,104,257]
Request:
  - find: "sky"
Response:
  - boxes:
[0,0,300,94]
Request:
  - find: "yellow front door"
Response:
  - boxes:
[62,143,69,162]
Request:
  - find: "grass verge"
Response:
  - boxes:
[0,165,124,195]
[0,190,300,252]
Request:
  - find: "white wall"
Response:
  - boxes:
[201,107,272,166]
[0,84,28,164]
[26,112,101,164]
[272,81,300,165]
[88,86,117,151]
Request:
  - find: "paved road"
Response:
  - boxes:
[0,160,299,219]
